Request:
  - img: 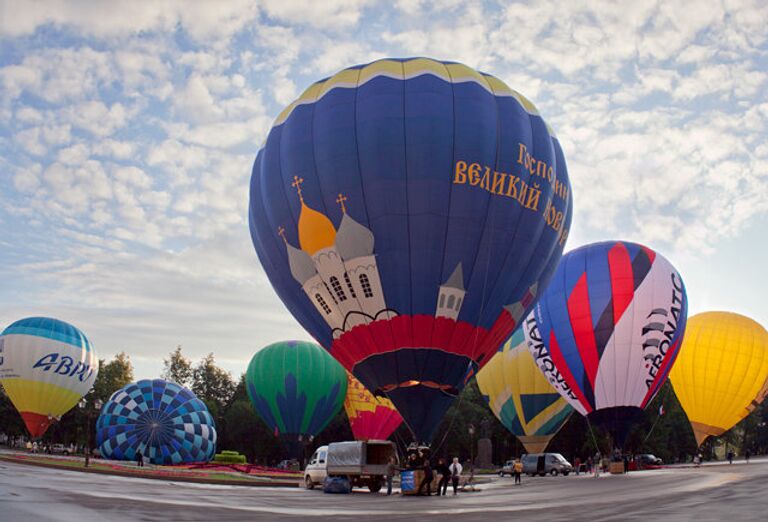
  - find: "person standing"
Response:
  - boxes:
[385,456,397,495]
[574,456,581,475]
[513,458,523,485]
[450,457,463,495]
[727,450,734,464]
[436,458,451,496]
[745,449,751,463]
[136,450,144,468]
[417,457,433,496]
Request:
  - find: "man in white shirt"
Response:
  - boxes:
[450,457,463,495]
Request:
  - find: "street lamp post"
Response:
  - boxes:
[468,423,476,487]
[79,397,103,468]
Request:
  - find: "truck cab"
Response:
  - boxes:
[304,446,329,489]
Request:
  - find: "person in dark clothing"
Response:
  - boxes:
[435,458,451,496]
[385,456,397,495]
[727,450,734,464]
[136,450,144,467]
[745,449,751,463]
[417,458,433,496]
[407,452,419,469]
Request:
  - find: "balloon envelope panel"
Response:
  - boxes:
[96,379,216,465]
[249,57,573,441]
[670,312,768,445]
[0,317,98,437]
[344,372,402,441]
[246,341,347,437]
[477,328,572,453]
[524,241,687,443]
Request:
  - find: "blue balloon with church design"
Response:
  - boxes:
[248,57,573,442]
[96,379,216,465]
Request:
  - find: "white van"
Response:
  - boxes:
[521,453,573,476]
[304,446,329,488]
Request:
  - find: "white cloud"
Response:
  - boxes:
[93,139,135,160]
[260,0,372,30]
[113,166,152,189]
[61,101,132,137]
[0,0,260,43]
[0,64,40,101]
[13,168,41,193]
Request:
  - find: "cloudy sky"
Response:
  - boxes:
[2,0,767,380]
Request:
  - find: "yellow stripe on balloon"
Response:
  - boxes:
[2,378,83,417]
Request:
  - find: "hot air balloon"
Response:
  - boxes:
[245,341,347,438]
[344,372,402,441]
[670,312,768,446]
[523,241,687,445]
[477,328,573,453]
[248,57,573,442]
[0,317,98,438]
[96,379,217,464]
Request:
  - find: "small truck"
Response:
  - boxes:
[304,440,397,492]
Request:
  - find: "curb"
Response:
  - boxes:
[0,455,300,488]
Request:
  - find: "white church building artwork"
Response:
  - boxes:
[282,176,465,338]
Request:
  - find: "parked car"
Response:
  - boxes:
[521,453,573,476]
[304,440,398,492]
[49,443,72,455]
[637,454,663,466]
[276,459,300,470]
[499,460,515,476]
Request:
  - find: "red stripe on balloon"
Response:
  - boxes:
[641,244,656,264]
[567,272,599,388]
[547,331,593,413]
[608,242,634,324]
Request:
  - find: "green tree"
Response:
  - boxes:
[0,385,26,439]
[192,353,235,412]
[162,345,193,388]
[92,352,134,404]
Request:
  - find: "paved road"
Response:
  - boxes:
[2,459,767,521]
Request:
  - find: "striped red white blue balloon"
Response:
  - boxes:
[523,241,687,444]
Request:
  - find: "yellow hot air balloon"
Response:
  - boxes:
[670,312,768,446]
[477,329,573,454]
[0,317,98,438]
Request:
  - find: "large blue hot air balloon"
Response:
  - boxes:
[249,58,573,442]
[96,379,216,465]
[523,241,688,445]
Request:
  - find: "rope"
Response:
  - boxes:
[430,391,466,456]
[642,385,671,445]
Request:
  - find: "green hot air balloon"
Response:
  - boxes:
[246,340,347,438]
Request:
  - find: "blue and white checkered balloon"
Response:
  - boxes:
[96,379,216,465]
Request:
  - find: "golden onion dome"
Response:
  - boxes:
[298,203,337,255]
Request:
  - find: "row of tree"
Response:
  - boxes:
[2,346,767,466]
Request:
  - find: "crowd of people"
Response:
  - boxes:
[398,447,465,496]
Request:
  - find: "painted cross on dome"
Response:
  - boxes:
[336,193,348,214]
[292,175,305,203]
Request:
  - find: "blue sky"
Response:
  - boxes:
[1,0,767,380]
